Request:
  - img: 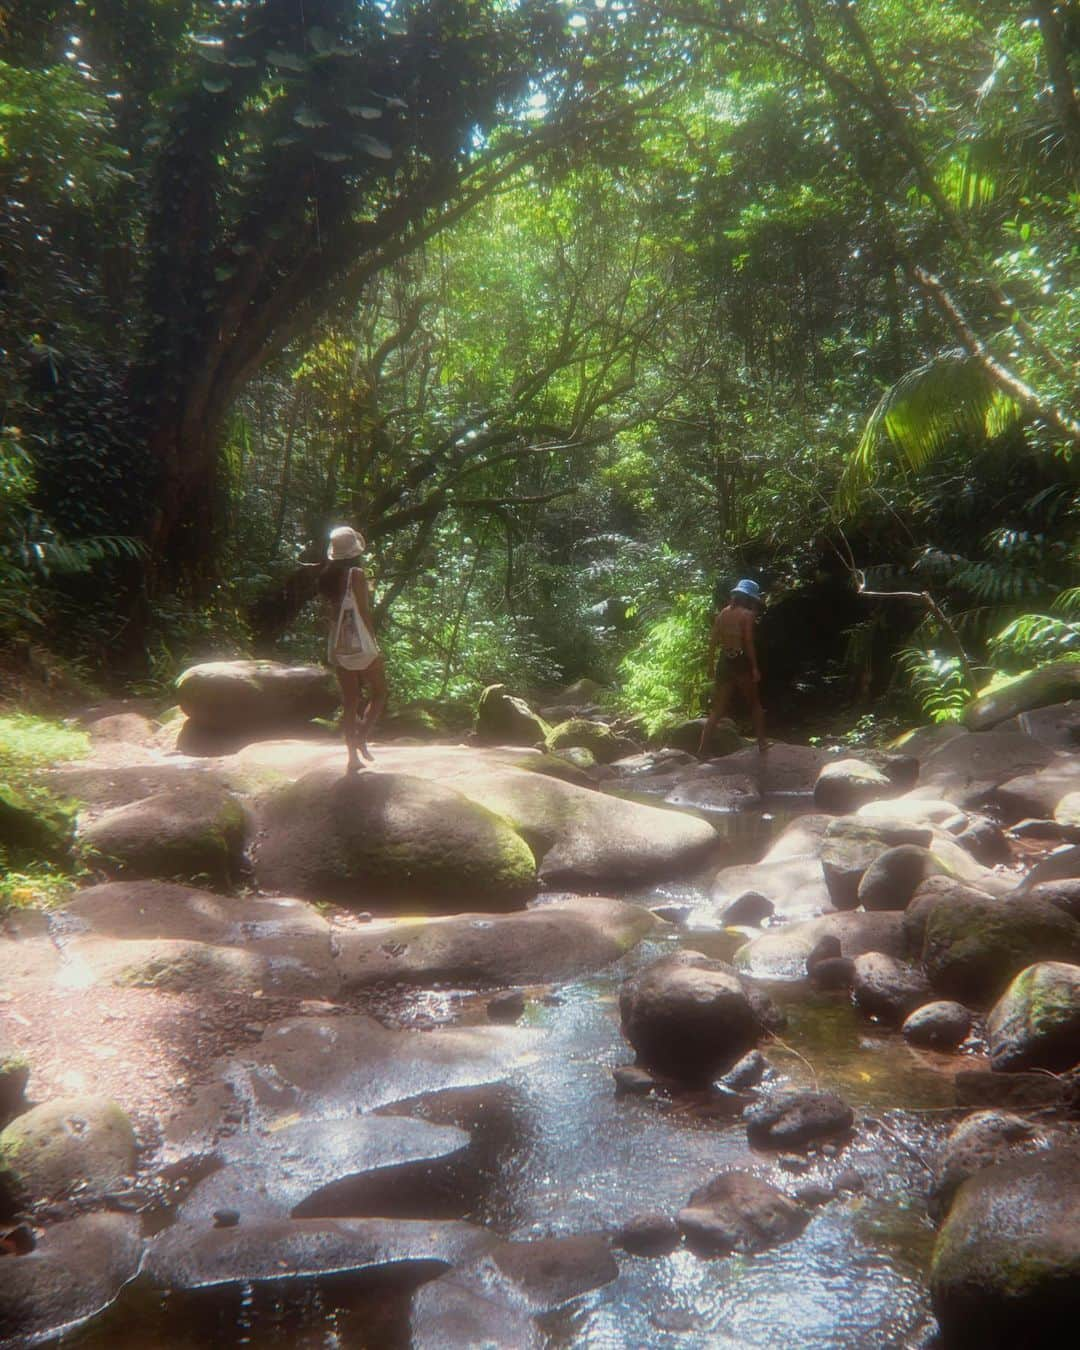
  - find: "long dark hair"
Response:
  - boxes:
[317,556,359,605]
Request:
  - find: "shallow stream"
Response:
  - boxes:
[60,804,962,1349]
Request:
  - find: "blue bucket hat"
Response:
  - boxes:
[731,579,762,602]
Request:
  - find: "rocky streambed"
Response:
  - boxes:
[2,681,1080,1347]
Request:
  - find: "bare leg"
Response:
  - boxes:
[357,658,387,760]
[698,680,732,757]
[746,681,767,754]
[335,668,362,773]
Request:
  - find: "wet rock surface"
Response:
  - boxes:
[745,1090,855,1151]
[986,960,1080,1072]
[677,1170,808,1255]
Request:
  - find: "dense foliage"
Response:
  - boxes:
[2,0,1077,730]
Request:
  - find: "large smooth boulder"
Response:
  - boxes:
[447,766,717,889]
[177,659,338,731]
[77,782,246,887]
[919,727,1059,806]
[814,758,894,813]
[724,742,829,794]
[0,1097,136,1209]
[902,1001,973,1050]
[921,889,1080,1004]
[253,769,537,910]
[619,952,761,1082]
[989,767,1080,824]
[1005,700,1080,750]
[820,818,933,910]
[734,911,906,981]
[544,718,637,763]
[712,853,831,923]
[1024,878,1080,922]
[987,962,1080,1073]
[0,1213,143,1344]
[930,1110,1047,1220]
[744,1090,854,1151]
[931,1153,1080,1347]
[474,684,549,746]
[336,897,657,990]
[962,659,1080,731]
[857,844,949,911]
[851,952,932,1023]
[663,717,747,757]
[676,1171,807,1255]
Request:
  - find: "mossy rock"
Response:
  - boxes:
[78,783,247,888]
[177,660,339,732]
[544,718,637,764]
[660,717,746,757]
[962,659,1080,732]
[475,684,549,746]
[0,1048,29,1122]
[0,784,75,865]
[0,1096,137,1211]
[987,961,1080,1072]
[253,768,537,911]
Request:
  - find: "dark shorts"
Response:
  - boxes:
[716,649,752,681]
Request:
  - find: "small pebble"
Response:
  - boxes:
[213,1209,241,1228]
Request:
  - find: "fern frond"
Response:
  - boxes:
[841,350,1023,501]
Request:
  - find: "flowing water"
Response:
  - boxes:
[59,804,960,1349]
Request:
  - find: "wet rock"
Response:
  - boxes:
[619,952,761,1082]
[735,911,906,981]
[810,956,856,990]
[954,816,1011,865]
[665,771,760,812]
[475,684,549,746]
[0,1212,143,1344]
[544,718,637,764]
[806,934,842,973]
[745,1090,854,1151]
[920,888,1080,1004]
[712,852,831,923]
[411,1275,540,1350]
[177,659,338,732]
[65,935,292,997]
[814,758,894,813]
[609,748,696,780]
[486,989,526,1023]
[901,876,993,958]
[147,1215,491,1290]
[677,1171,808,1255]
[1024,878,1080,921]
[664,716,747,757]
[851,952,933,1023]
[763,813,834,861]
[820,818,933,910]
[1016,843,1080,892]
[618,1213,680,1256]
[491,1233,619,1307]
[986,961,1080,1073]
[336,896,657,990]
[612,1064,665,1097]
[0,1047,29,1122]
[0,1097,136,1209]
[793,1181,834,1207]
[253,768,537,911]
[918,727,1059,808]
[954,1069,1066,1110]
[722,742,829,794]
[902,1001,973,1049]
[721,1049,769,1090]
[720,891,774,926]
[930,1110,1045,1220]
[857,845,949,911]
[448,764,717,890]
[930,1152,1080,1347]
[77,781,247,888]
[1009,817,1074,841]
[962,659,1080,731]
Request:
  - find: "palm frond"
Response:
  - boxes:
[841,350,1023,500]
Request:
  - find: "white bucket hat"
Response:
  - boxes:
[327,525,365,560]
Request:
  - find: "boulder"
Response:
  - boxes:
[545,677,607,709]
[335,897,657,990]
[920,889,1080,1005]
[253,769,537,911]
[0,1047,29,1122]
[745,1090,854,1151]
[763,813,834,861]
[857,844,949,911]
[962,659,1080,731]
[814,758,894,813]
[1016,843,1080,892]
[77,782,246,887]
[719,891,774,926]
[930,1110,1046,1220]
[662,717,747,757]
[931,1153,1080,1347]
[0,1096,136,1209]
[735,911,906,981]
[989,767,1080,824]
[618,1213,680,1257]
[889,724,968,759]
[919,727,1059,807]
[664,769,760,812]
[619,952,761,1082]
[712,742,829,795]
[857,795,967,829]
[902,1001,973,1050]
[810,957,856,991]
[851,952,933,1023]
[474,684,549,746]
[489,1234,618,1309]
[902,876,995,957]
[676,1171,807,1256]
[609,748,697,780]
[986,961,1080,1073]
[177,659,339,731]
[712,853,832,924]
[0,1212,143,1344]
[544,718,637,763]
[819,818,933,910]
[1024,878,1080,922]
[447,766,717,889]
[1004,700,1080,750]
[954,816,1011,865]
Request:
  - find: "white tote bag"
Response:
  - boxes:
[332,568,380,670]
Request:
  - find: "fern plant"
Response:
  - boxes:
[897,646,970,724]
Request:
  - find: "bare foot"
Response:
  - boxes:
[359,741,375,762]
[346,757,363,776]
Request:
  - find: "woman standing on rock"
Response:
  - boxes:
[319,525,387,773]
[698,578,767,758]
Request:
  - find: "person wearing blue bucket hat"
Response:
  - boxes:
[698,578,767,757]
